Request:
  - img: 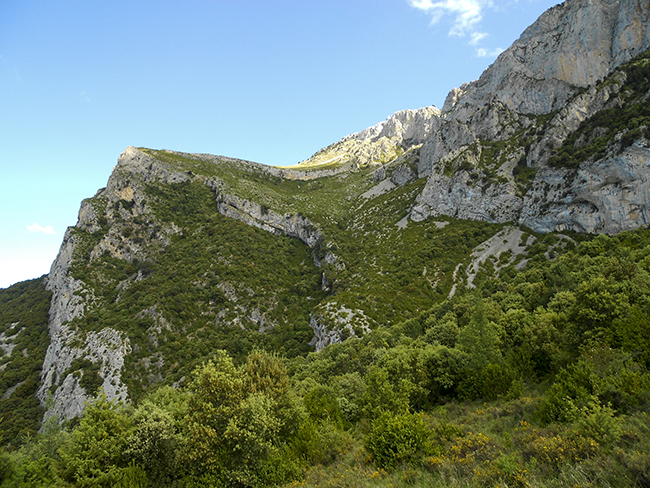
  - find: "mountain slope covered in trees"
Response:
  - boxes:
[2,226,650,487]
[1,0,650,485]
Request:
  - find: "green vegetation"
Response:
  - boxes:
[67,359,103,396]
[3,48,650,488]
[3,225,650,486]
[67,179,327,400]
[0,278,51,447]
[60,143,512,403]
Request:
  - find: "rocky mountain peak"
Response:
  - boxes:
[444,0,650,117]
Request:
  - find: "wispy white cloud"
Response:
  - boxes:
[410,0,493,37]
[476,47,504,57]
[410,0,504,58]
[80,91,91,103]
[26,223,56,235]
[469,31,488,45]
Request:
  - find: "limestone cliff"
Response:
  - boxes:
[329,0,650,234]
[443,0,650,117]
[38,147,342,422]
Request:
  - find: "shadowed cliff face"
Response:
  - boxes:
[37,0,650,422]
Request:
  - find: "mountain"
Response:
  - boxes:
[1,0,649,427]
[304,0,650,234]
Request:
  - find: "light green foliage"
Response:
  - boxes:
[573,400,622,447]
[4,226,650,487]
[457,298,510,400]
[0,418,68,487]
[329,372,365,423]
[280,226,650,485]
[58,395,133,487]
[362,365,411,417]
[304,385,344,426]
[290,420,354,467]
[365,411,430,469]
[186,350,304,486]
[115,463,148,488]
[125,399,185,487]
[541,341,650,424]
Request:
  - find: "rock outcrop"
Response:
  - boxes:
[39,222,131,423]
[520,141,650,233]
[444,0,650,117]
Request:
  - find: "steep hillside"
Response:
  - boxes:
[1,0,649,430]
[0,279,50,445]
[295,0,650,234]
[37,145,517,422]
[4,202,650,488]
[1,0,650,485]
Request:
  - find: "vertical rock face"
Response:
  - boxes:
[338,0,650,225]
[519,143,650,233]
[37,146,190,422]
[36,148,191,422]
[39,218,131,423]
[383,0,650,233]
[444,0,650,117]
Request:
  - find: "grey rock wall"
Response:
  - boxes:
[362,0,650,234]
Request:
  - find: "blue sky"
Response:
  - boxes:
[0,0,558,288]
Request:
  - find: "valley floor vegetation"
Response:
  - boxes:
[1,226,650,487]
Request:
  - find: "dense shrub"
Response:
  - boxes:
[365,412,430,469]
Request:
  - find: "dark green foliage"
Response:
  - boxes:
[3,225,650,486]
[63,145,513,408]
[0,278,51,447]
[58,395,134,487]
[67,358,103,396]
[512,154,537,194]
